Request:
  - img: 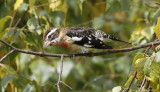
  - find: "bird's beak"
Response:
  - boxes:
[44,41,51,48]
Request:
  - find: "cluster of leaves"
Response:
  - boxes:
[0,0,160,92]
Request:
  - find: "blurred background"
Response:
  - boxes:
[0,0,160,92]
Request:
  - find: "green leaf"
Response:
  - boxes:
[30,59,55,84]
[119,0,130,11]
[112,86,122,92]
[107,0,121,13]
[12,30,21,42]
[155,51,160,63]
[23,32,38,46]
[0,16,11,32]
[150,62,160,84]
[49,11,65,27]
[124,75,134,87]
[78,0,84,13]
[2,28,15,40]
[23,84,35,92]
[143,57,152,76]
[1,74,15,90]
[92,15,105,29]
[14,0,24,10]
[27,17,39,30]
[133,53,145,68]
[132,53,147,80]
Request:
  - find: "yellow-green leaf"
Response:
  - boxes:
[29,0,36,13]
[133,53,145,67]
[14,0,24,10]
[49,0,67,13]
[132,53,147,80]
[154,17,160,40]
[0,16,11,32]
[49,0,61,10]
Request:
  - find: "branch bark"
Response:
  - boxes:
[56,55,64,92]
[0,50,15,62]
[0,40,160,57]
[125,71,137,92]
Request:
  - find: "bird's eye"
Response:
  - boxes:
[48,35,52,38]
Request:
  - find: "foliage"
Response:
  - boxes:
[0,0,160,92]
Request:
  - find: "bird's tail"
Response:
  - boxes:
[104,34,131,44]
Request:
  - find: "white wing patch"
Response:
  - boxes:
[71,37,83,41]
[84,44,93,47]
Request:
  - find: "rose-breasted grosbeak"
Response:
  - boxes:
[44,27,129,52]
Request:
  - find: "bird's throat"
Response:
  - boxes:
[54,41,70,49]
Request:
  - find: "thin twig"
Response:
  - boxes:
[9,10,17,28]
[83,73,122,89]
[60,81,72,89]
[34,1,58,8]
[139,76,147,92]
[56,55,64,92]
[1,40,160,57]
[145,2,160,9]
[14,7,29,28]
[125,71,137,92]
[144,46,151,55]
[0,50,15,62]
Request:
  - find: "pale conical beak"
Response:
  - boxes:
[44,41,51,48]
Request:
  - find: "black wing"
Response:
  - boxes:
[66,28,112,49]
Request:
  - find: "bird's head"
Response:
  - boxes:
[43,28,60,48]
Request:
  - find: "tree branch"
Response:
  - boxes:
[56,55,64,92]
[55,55,72,91]
[0,40,160,57]
[0,50,16,62]
[125,71,137,92]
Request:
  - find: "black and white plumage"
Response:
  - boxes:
[44,27,129,52]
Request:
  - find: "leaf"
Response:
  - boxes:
[30,59,55,84]
[78,0,84,13]
[1,74,15,91]
[112,86,122,92]
[27,17,39,30]
[154,17,160,40]
[133,53,145,68]
[14,0,24,10]
[124,74,135,87]
[155,45,160,52]
[132,53,147,80]
[149,62,160,84]
[119,0,130,11]
[12,30,21,42]
[29,0,36,13]
[23,84,35,92]
[155,51,160,63]
[49,11,65,27]
[143,57,152,76]
[49,0,61,10]
[49,0,67,13]
[0,16,11,32]
[92,15,105,29]
[107,0,121,12]
[23,32,38,47]
[2,28,15,40]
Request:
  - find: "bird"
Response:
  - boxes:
[43,27,129,53]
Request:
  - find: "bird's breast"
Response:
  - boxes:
[53,40,70,49]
